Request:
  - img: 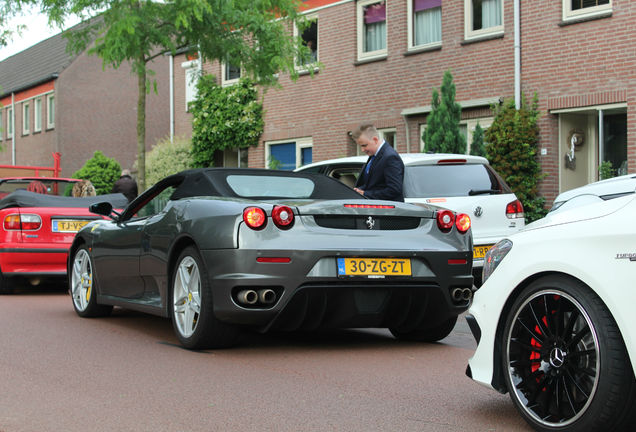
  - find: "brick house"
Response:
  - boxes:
[171,0,633,205]
[0,24,170,178]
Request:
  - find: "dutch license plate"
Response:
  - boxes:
[52,220,90,233]
[473,245,494,259]
[337,258,411,276]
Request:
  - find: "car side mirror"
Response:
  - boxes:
[89,202,119,221]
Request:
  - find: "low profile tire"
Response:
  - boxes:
[502,275,636,432]
[70,245,113,317]
[390,315,457,342]
[170,246,239,349]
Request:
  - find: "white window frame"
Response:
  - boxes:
[407,0,442,51]
[464,0,504,41]
[463,117,493,154]
[7,107,13,139]
[22,102,30,135]
[562,0,612,22]
[357,0,388,62]
[265,137,313,169]
[221,61,242,87]
[34,97,42,132]
[294,14,319,71]
[182,59,200,111]
[46,93,55,129]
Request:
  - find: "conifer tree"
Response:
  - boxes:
[470,123,486,157]
[423,70,465,154]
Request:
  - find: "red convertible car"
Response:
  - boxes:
[0,178,127,292]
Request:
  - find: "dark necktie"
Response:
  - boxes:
[365,156,375,174]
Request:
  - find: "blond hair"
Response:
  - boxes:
[72,180,97,197]
[351,123,379,140]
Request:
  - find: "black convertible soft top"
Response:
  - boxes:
[0,190,129,210]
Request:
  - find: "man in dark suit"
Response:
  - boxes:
[352,124,404,202]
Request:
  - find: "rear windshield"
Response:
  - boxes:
[0,179,78,198]
[403,164,510,198]
[227,175,316,198]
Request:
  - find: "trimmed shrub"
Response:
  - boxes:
[145,136,194,187]
[470,123,486,157]
[72,151,121,195]
[485,94,547,222]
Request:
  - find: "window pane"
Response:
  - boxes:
[572,0,609,10]
[414,6,441,46]
[364,2,386,52]
[299,20,318,65]
[473,0,501,31]
[226,63,241,81]
[34,98,42,131]
[301,147,312,166]
[602,113,627,176]
[269,142,296,170]
[23,104,29,132]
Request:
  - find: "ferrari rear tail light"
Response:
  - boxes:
[436,209,455,232]
[344,204,395,209]
[272,205,294,229]
[455,213,471,234]
[506,199,525,219]
[243,207,267,230]
[3,214,42,231]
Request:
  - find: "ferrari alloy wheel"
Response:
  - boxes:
[70,246,112,317]
[170,246,239,349]
[503,276,636,432]
[172,255,201,339]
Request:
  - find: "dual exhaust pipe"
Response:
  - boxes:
[236,288,277,306]
[451,288,473,303]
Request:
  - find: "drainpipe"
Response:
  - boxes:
[598,109,604,177]
[403,115,410,153]
[11,92,15,165]
[514,0,521,109]
[169,54,174,144]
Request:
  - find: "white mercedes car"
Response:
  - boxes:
[297,153,525,285]
[466,194,636,431]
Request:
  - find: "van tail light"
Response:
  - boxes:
[272,205,294,229]
[455,213,471,234]
[4,214,42,231]
[506,199,525,219]
[243,207,267,230]
[436,209,455,232]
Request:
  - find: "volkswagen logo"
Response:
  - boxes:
[366,216,376,230]
[474,206,483,217]
[549,347,567,368]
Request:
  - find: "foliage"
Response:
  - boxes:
[145,135,194,187]
[470,123,486,157]
[598,160,615,180]
[72,150,121,195]
[423,70,465,154]
[191,76,263,168]
[35,0,309,190]
[485,94,547,222]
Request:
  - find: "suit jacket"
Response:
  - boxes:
[355,142,405,202]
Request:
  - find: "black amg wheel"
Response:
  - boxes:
[502,275,636,432]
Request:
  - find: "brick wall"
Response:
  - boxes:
[57,50,170,177]
[171,0,635,205]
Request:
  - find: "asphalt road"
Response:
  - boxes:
[0,285,531,432]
